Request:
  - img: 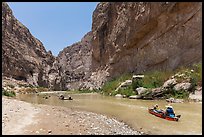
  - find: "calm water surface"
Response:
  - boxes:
[16,92,202,135]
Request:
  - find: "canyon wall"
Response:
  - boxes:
[91,2,202,83]
[2,2,202,90]
[54,32,92,90]
[2,2,55,87]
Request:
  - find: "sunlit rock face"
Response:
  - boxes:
[2,2,55,87]
[55,32,93,90]
[2,2,93,90]
[91,2,202,82]
[2,2,202,90]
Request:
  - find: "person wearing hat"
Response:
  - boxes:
[153,104,163,113]
[165,104,175,118]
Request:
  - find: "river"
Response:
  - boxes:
[16,92,202,135]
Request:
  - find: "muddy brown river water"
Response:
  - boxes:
[16,92,202,135]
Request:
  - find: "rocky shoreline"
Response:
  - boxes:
[2,97,143,135]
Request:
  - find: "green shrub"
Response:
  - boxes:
[102,80,119,95]
[189,77,197,93]
[163,87,189,99]
[102,73,132,95]
[132,79,143,90]
[174,62,202,86]
[142,70,173,88]
[191,63,202,86]
[2,89,16,97]
[175,90,189,99]
[101,62,202,98]
[112,86,135,97]
[171,89,189,99]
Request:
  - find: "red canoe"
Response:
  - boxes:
[148,108,181,121]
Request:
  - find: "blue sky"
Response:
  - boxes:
[7,2,98,56]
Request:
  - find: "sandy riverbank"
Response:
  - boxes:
[2,96,143,135]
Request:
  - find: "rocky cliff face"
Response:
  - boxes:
[2,2,55,87]
[91,2,202,83]
[2,2,202,91]
[49,32,92,90]
[2,2,93,90]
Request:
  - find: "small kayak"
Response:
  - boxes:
[148,108,181,121]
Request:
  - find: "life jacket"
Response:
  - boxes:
[166,108,175,117]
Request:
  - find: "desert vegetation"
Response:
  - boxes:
[100,63,202,99]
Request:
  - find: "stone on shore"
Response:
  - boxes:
[129,95,143,99]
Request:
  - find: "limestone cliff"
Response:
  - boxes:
[2,2,55,87]
[91,2,202,84]
[54,32,92,90]
[2,2,93,90]
[2,2,202,91]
